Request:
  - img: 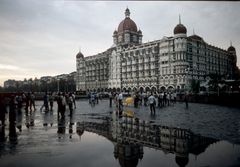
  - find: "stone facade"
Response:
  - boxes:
[76,8,237,92]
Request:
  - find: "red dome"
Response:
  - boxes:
[174,24,187,34]
[118,17,138,33]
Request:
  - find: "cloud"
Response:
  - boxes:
[0,64,20,70]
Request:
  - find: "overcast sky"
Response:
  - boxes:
[0,0,239,86]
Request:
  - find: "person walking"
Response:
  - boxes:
[109,92,113,107]
[68,93,74,117]
[60,93,66,118]
[118,92,123,113]
[25,92,31,112]
[184,92,189,109]
[43,92,49,112]
[148,93,156,115]
[49,92,54,111]
[72,92,76,109]
[56,93,62,118]
[30,92,36,111]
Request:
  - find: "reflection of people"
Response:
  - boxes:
[57,117,66,139]
[69,122,74,139]
[76,122,84,140]
[16,110,23,132]
[25,110,35,128]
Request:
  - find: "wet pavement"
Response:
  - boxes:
[0,100,240,167]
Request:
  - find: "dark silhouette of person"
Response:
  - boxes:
[109,92,113,107]
[9,95,17,143]
[184,92,189,109]
[25,92,31,112]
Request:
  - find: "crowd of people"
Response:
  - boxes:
[105,90,189,115]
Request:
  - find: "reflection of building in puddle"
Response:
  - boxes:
[78,113,218,167]
[114,142,143,167]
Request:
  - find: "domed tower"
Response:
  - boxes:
[227,42,237,79]
[113,8,143,46]
[76,50,85,91]
[174,15,187,38]
[228,42,237,66]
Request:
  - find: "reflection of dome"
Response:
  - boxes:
[118,157,139,167]
[76,51,84,59]
[117,8,138,33]
[174,24,187,34]
[228,46,236,52]
[175,156,189,167]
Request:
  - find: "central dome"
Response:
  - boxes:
[174,24,187,34]
[118,18,138,33]
[173,15,187,35]
[117,8,138,33]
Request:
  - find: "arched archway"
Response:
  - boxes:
[168,86,174,91]
[139,87,144,93]
[145,87,150,92]
[160,86,166,92]
[151,86,157,92]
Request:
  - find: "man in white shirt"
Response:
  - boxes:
[118,92,123,112]
[148,93,156,115]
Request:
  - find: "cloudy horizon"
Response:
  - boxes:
[0,0,240,86]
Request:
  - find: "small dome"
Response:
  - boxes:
[138,29,142,34]
[174,24,187,34]
[228,46,236,52]
[188,34,203,41]
[113,30,118,34]
[76,51,84,59]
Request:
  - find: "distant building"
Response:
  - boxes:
[76,8,237,92]
[4,79,18,88]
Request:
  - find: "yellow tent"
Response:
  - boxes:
[124,97,134,106]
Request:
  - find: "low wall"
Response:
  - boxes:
[178,93,240,108]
